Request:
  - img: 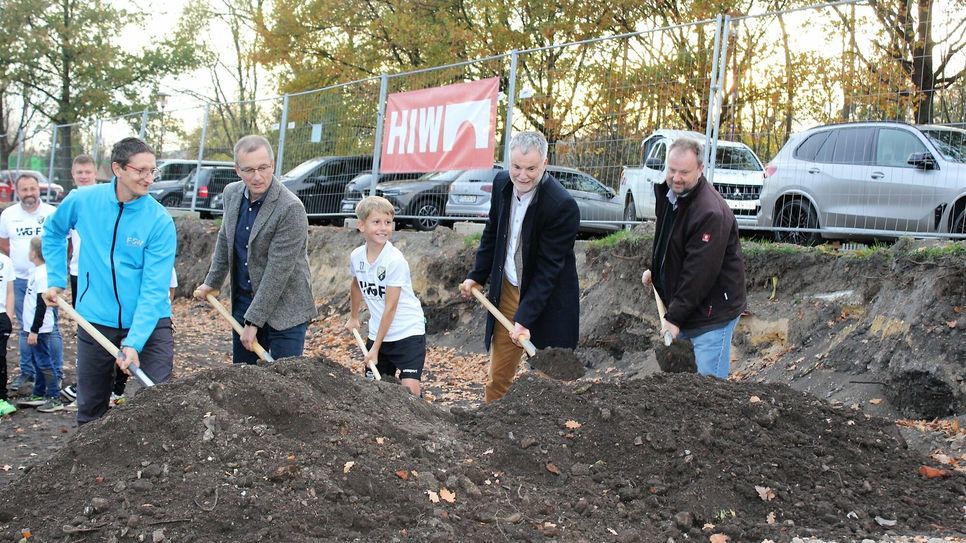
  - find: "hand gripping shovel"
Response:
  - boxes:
[470,286,537,357]
[651,286,674,347]
[350,328,382,381]
[54,296,155,387]
[205,290,275,363]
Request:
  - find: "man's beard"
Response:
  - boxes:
[20,196,38,206]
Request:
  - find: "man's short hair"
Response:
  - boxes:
[72,154,95,167]
[15,173,40,189]
[509,131,549,159]
[355,196,395,221]
[111,137,155,167]
[669,138,705,167]
[233,135,275,164]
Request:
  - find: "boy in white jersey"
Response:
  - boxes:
[346,196,426,396]
[18,237,62,412]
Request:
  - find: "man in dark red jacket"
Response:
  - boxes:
[642,137,746,378]
[460,131,580,402]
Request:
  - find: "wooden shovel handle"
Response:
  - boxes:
[651,286,673,347]
[53,296,155,387]
[470,286,537,357]
[350,328,381,381]
[206,290,275,363]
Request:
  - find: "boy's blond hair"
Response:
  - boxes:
[29,236,44,263]
[355,195,395,221]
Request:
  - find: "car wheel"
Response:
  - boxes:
[952,207,966,234]
[161,194,181,207]
[622,197,636,231]
[774,199,821,245]
[200,211,213,220]
[411,199,441,231]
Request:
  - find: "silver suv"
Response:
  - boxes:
[758,121,966,243]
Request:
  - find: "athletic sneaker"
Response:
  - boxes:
[17,395,45,407]
[110,393,127,406]
[37,398,64,413]
[7,374,33,391]
[0,399,16,416]
[61,384,78,402]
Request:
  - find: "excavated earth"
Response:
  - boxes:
[0,218,963,543]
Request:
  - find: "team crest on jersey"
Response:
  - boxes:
[357,261,365,272]
[37,216,46,225]
[377,266,386,281]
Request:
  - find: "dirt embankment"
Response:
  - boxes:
[0,359,962,543]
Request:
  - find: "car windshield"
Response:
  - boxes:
[922,128,966,163]
[283,158,326,179]
[715,147,762,171]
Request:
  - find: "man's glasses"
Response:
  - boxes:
[238,164,273,177]
[121,164,161,180]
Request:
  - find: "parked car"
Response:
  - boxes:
[157,159,233,182]
[0,170,65,203]
[149,179,187,207]
[340,170,459,231]
[280,155,373,221]
[758,121,966,244]
[182,166,242,219]
[619,130,765,227]
[446,164,623,234]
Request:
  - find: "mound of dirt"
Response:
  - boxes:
[528,347,586,381]
[0,358,961,542]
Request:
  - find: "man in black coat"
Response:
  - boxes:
[642,137,747,378]
[460,131,580,402]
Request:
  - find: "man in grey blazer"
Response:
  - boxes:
[193,135,317,364]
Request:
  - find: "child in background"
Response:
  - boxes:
[0,252,15,415]
[346,196,426,396]
[18,237,61,413]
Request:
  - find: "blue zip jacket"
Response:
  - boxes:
[43,179,176,352]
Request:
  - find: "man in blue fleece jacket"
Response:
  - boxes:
[42,137,176,424]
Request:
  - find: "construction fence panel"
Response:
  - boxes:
[4,125,58,204]
[278,78,384,223]
[721,0,966,241]
[509,20,722,232]
[382,56,512,231]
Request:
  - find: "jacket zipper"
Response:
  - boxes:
[78,272,91,305]
[110,203,125,328]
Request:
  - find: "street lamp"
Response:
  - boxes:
[157,92,170,157]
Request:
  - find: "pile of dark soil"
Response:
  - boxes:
[0,358,962,543]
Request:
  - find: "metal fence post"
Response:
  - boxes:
[47,126,58,184]
[92,119,103,165]
[703,14,724,184]
[14,131,23,172]
[368,74,390,197]
[139,110,149,139]
[503,50,519,166]
[706,15,731,185]
[191,102,211,213]
[276,93,290,177]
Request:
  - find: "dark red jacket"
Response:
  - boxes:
[652,175,746,330]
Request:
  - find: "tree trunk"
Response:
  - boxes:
[913,0,935,124]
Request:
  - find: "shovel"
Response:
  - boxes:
[53,296,155,387]
[651,286,674,347]
[205,290,275,363]
[350,328,382,381]
[469,286,537,357]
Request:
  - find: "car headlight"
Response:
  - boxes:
[380,190,401,196]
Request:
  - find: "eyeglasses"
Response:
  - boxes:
[121,164,161,180]
[238,164,274,177]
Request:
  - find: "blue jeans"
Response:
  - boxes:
[679,316,740,379]
[16,278,63,380]
[231,290,308,365]
[27,333,58,398]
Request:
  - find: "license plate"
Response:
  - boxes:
[727,200,758,211]
[457,195,477,203]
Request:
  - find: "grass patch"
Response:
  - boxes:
[463,231,482,248]
[587,229,645,249]
[741,240,811,257]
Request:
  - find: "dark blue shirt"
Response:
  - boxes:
[233,189,263,293]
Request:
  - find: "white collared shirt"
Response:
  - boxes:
[504,188,536,286]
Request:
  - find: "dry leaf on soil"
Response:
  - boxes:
[710,534,730,543]
[546,463,561,475]
[755,485,776,501]
[564,420,582,429]
[766,512,777,525]
[343,461,355,474]
[439,488,456,503]
[427,490,440,503]
[749,395,762,404]
[395,470,409,480]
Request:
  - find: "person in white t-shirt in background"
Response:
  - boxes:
[0,253,16,415]
[346,196,426,396]
[0,174,63,393]
[16,237,62,412]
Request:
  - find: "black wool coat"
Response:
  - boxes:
[467,171,580,350]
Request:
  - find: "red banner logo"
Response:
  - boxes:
[380,78,499,173]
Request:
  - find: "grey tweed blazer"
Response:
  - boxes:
[203,178,317,330]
